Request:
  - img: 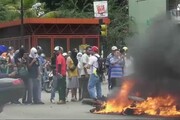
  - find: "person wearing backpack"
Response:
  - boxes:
[86,46,102,100]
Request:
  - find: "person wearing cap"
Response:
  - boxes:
[105,46,118,90]
[86,46,102,100]
[55,46,67,104]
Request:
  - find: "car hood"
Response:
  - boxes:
[0,78,20,88]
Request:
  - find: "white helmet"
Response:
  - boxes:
[111,46,118,51]
[40,53,45,58]
[123,46,128,51]
[54,46,60,51]
[62,52,67,56]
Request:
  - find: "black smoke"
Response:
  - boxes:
[128,13,180,101]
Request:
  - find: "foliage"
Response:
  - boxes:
[41,11,59,18]
[0,0,14,5]
[0,3,8,22]
[7,10,20,21]
[106,0,133,51]
[23,0,37,9]
[39,0,60,10]
[24,8,37,18]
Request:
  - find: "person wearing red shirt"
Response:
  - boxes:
[54,46,67,104]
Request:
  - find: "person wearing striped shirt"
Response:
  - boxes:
[110,49,125,89]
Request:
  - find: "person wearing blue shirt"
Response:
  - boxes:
[110,49,125,89]
[105,46,118,90]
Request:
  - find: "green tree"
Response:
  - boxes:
[0,4,8,22]
[39,0,61,10]
[23,0,37,9]
[106,0,133,50]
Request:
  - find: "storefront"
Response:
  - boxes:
[0,18,110,57]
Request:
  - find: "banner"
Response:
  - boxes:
[93,1,108,18]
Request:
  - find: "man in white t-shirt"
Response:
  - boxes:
[78,46,91,100]
[86,46,102,100]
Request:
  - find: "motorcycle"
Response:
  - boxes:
[43,70,53,93]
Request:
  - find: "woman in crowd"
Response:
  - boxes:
[66,48,79,101]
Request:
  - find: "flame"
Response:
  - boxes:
[134,95,180,116]
[96,80,134,113]
[95,80,180,116]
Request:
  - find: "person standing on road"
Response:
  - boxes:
[86,46,102,100]
[13,46,26,104]
[66,48,79,101]
[123,47,134,79]
[50,50,58,103]
[78,46,91,100]
[110,49,125,89]
[105,46,118,90]
[55,46,67,104]
[76,52,83,100]
[27,47,44,104]
[36,46,45,104]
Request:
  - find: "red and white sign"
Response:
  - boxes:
[93,1,108,18]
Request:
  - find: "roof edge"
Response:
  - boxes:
[0,18,110,29]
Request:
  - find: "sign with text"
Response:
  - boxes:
[93,1,108,18]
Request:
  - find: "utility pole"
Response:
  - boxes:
[20,0,24,46]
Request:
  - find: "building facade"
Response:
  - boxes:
[129,0,167,34]
[0,18,110,57]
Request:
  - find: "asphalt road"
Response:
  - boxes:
[0,82,177,120]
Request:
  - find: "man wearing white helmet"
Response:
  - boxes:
[54,46,67,104]
[105,46,118,90]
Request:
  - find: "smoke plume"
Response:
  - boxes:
[128,13,180,100]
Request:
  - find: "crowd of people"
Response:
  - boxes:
[0,44,134,105]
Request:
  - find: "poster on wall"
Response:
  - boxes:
[93,1,108,18]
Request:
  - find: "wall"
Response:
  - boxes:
[129,0,167,34]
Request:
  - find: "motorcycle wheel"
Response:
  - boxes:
[44,82,52,93]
